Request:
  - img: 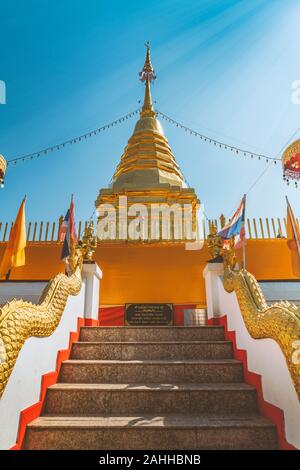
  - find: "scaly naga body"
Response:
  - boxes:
[223,264,300,399]
[0,259,82,398]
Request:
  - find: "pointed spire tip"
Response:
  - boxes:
[139,43,156,117]
[139,42,156,83]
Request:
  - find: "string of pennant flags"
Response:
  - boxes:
[156,111,280,164]
[6,107,282,167]
[6,109,140,166]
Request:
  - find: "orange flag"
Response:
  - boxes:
[0,196,26,279]
[286,196,300,277]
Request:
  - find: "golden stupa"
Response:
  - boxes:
[95,45,199,241]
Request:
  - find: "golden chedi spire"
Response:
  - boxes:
[95,44,199,243]
[139,43,156,118]
[110,43,186,191]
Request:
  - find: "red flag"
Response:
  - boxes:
[60,195,77,260]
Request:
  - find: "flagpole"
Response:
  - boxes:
[286,195,300,255]
[242,194,246,270]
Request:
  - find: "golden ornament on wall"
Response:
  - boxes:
[0,154,7,188]
[282,139,300,186]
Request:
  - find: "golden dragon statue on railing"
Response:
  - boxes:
[220,237,300,400]
[0,245,83,398]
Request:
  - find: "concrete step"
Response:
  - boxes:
[43,383,258,416]
[71,341,233,361]
[24,414,278,450]
[60,359,244,384]
[22,322,279,450]
[80,326,225,342]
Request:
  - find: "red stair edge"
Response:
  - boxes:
[10,317,97,450]
[208,315,297,450]
[10,315,296,450]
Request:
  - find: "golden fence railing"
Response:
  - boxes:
[205,217,294,240]
[0,217,296,242]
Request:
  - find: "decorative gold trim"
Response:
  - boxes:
[282,139,300,165]
[0,155,6,173]
[0,154,7,187]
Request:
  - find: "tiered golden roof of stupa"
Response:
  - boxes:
[95,45,199,241]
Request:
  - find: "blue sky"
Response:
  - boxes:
[0,0,300,224]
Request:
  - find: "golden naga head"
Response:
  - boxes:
[0,154,7,188]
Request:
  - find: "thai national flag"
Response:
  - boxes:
[218,196,246,249]
[59,196,77,260]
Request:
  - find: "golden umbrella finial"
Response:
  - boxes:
[139,42,156,118]
[139,42,156,82]
[0,154,7,188]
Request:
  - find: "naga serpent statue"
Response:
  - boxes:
[0,246,83,398]
[222,243,300,400]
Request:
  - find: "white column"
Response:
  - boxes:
[82,262,102,323]
[203,262,224,322]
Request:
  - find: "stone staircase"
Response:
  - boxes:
[24,326,278,449]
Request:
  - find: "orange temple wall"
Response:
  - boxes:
[0,239,296,306]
